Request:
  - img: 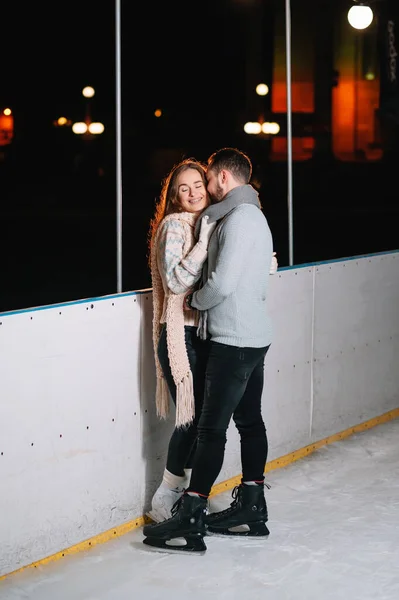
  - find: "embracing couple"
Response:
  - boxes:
[144,147,277,555]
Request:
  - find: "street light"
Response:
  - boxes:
[256,83,269,96]
[82,86,95,99]
[347,2,376,159]
[72,86,104,138]
[244,122,262,134]
[72,121,104,136]
[348,3,374,30]
[262,122,280,134]
[243,121,280,135]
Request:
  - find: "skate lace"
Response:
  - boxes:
[215,481,272,517]
[171,495,184,517]
[211,485,240,518]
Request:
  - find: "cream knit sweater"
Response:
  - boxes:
[151,211,208,427]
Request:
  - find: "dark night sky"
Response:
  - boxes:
[2,0,259,193]
[1,0,259,311]
[2,1,244,135]
[3,3,113,107]
[1,1,398,313]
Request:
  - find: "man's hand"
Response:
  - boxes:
[198,215,217,249]
[270,251,278,275]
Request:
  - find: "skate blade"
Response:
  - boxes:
[143,535,207,555]
[207,522,270,538]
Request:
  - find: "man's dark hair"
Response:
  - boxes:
[207,147,252,183]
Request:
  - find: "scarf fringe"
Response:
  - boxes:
[175,371,195,428]
[151,212,198,429]
[155,376,170,420]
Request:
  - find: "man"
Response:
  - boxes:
[143,148,275,555]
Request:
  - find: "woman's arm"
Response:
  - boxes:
[157,219,207,294]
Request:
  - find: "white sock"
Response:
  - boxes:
[162,468,186,490]
[184,468,192,485]
[243,481,258,486]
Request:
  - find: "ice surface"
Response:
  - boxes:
[1,418,398,600]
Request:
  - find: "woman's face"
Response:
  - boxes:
[175,168,209,214]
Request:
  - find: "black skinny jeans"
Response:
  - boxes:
[188,341,270,497]
[157,325,210,477]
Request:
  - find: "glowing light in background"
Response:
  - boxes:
[347,5,373,30]
[72,122,88,134]
[82,86,95,98]
[154,109,162,118]
[0,107,14,145]
[244,122,262,134]
[256,83,269,96]
[262,122,280,134]
[244,122,280,135]
[72,122,104,135]
[88,122,104,134]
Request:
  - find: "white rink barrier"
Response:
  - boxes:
[0,250,398,577]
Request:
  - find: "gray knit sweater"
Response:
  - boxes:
[191,185,273,348]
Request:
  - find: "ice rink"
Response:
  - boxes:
[1,417,398,600]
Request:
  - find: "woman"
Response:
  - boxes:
[147,158,216,522]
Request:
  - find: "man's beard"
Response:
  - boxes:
[211,184,224,203]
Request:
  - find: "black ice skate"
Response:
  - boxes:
[206,482,270,537]
[142,493,208,555]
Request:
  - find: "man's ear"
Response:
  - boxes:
[220,169,228,183]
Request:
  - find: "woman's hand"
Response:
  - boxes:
[270,252,278,275]
[198,215,217,249]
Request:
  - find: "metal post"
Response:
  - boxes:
[354,32,360,158]
[115,0,123,292]
[285,0,294,265]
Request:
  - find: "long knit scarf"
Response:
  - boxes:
[151,212,198,428]
[194,184,261,236]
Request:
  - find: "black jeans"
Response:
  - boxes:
[157,325,210,477]
[188,341,270,497]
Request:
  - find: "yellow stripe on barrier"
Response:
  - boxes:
[210,406,399,495]
[1,407,398,581]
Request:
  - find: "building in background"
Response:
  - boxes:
[242,0,398,162]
